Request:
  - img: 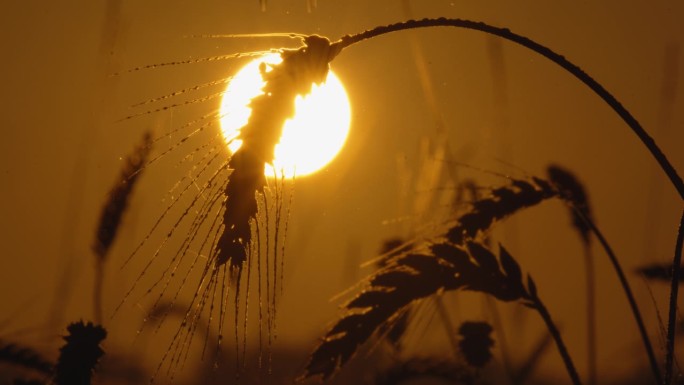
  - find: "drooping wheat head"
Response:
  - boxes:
[302,178,564,380]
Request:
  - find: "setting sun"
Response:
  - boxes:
[220,53,351,178]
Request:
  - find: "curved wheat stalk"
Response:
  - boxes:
[330,18,683,199]
[547,165,596,385]
[547,166,660,383]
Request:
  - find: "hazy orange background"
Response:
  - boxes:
[1,1,682,384]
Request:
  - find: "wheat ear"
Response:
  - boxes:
[215,35,341,270]
[92,131,152,323]
[54,322,106,385]
[302,241,581,384]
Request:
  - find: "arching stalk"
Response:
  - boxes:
[529,292,583,385]
[330,18,683,200]
[573,208,662,384]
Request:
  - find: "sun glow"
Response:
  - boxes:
[219,53,351,178]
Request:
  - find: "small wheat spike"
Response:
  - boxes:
[93,131,153,259]
[546,164,593,244]
[92,131,152,324]
[54,321,107,385]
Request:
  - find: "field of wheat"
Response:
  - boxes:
[1,2,683,385]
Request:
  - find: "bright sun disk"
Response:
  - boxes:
[220,53,351,178]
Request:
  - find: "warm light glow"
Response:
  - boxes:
[220,53,351,178]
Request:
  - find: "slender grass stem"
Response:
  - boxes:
[530,294,582,385]
[665,209,684,385]
[334,18,684,200]
[94,259,104,325]
[583,243,596,385]
[575,209,662,384]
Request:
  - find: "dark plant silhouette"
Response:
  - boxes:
[637,263,684,282]
[92,131,153,323]
[0,341,53,376]
[301,164,671,384]
[1,322,107,385]
[93,131,153,259]
[331,18,683,200]
[216,35,340,273]
[375,238,412,350]
[55,322,107,385]
[547,165,593,244]
[445,178,557,245]
[84,15,683,385]
[458,321,494,368]
[547,164,597,385]
[302,237,581,384]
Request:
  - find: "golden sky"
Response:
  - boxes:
[0,1,682,384]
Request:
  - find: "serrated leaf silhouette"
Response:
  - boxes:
[302,242,531,380]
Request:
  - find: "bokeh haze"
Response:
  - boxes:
[0,1,682,384]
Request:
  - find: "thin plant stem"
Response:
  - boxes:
[530,293,582,385]
[574,209,662,384]
[94,259,104,325]
[584,243,597,385]
[333,18,684,200]
[665,209,684,385]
